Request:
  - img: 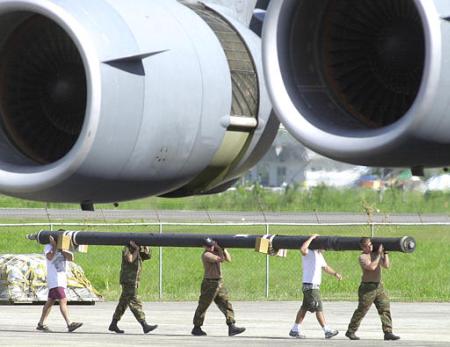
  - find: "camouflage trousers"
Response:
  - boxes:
[347,282,392,333]
[193,278,235,327]
[113,284,146,322]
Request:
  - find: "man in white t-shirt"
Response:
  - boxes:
[36,235,83,332]
[289,234,342,339]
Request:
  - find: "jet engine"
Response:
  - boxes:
[263,0,450,167]
[0,0,278,204]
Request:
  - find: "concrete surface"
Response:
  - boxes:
[1,208,449,223]
[0,301,449,346]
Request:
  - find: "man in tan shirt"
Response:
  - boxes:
[345,237,400,341]
[191,237,245,337]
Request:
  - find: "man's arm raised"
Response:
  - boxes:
[300,234,319,256]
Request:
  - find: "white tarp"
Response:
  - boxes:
[0,254,102,303]
[426,174,450,191]
[305,168,366,188]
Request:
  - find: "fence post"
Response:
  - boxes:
[370,223,375,237]
[265,223,269,298]
[159,223,163,300]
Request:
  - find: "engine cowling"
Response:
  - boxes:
[263,0,450,167]
[0,0,278,203]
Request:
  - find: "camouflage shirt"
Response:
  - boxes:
[119,246,142,286]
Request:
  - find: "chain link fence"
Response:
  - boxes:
[1,221,449,301]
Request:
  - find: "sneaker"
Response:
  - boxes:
[325,329,339,339]
[67,322,83,332]
[36,323,50,332]
[228,324,246,336]
[289,329,306,339]
[345,331,360,340]
[384,332,400,340]
[191,326,207,336]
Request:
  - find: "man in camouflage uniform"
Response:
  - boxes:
[345,237,400,341]
[191,238,245,337]
[109,241,157,334]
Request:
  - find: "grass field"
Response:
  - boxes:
[1,223,449,302]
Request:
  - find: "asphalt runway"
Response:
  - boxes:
[0,301,448,346]
[1,208,449,223]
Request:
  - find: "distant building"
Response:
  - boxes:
[245,127,363,187]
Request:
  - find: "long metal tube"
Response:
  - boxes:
[27,230,416,253]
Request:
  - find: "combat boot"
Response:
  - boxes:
[228,324,246,336]
[108,319,124,334]
[139,320,158,334]
[384,332,400,340]
[191,326,207,336]
[345,331,360,340]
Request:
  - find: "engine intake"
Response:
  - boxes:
[0,14,86,164]
[263,0,450,167]
[318,0,424,128]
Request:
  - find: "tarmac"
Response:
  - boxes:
[1,208,450,223]
[0,301,449,346]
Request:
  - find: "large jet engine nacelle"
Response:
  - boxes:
[0,0,278,203]
[263,0,450,167]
